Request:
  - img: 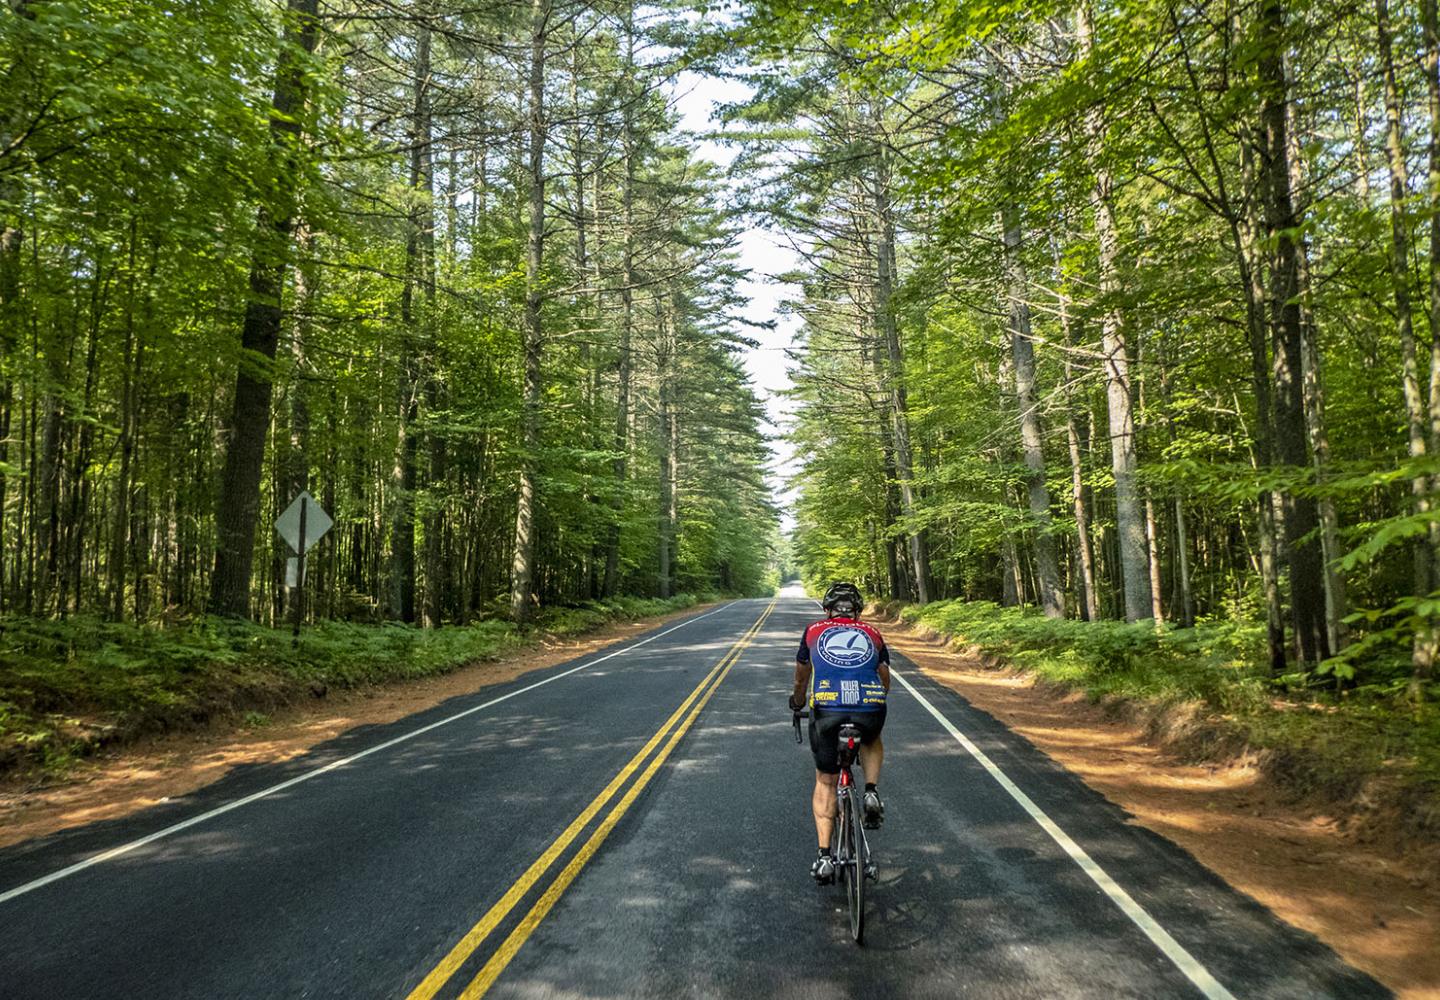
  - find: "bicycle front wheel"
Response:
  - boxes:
[842,791,865,943]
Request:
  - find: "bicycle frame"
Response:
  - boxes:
[835,728,871,868]
[794,710,873,944]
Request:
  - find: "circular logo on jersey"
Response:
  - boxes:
[816,626,875,668]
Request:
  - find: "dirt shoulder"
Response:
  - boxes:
[882,618,1440,1000]
[0,603,716,852]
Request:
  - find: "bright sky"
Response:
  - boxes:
[669,70,803,532]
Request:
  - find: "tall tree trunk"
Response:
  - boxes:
[1001,532,1023,607]
[0,0,36,614]
[511,0,548,621]
[1144,493,1164,620]
[65,253,108,615]
[1426,0,1440,458]
[390,19,433,625]
[209,0,320,617]
[1284,57,1349,653]
[1378,0,1433,677]
[602,12,636,600]
[1261,0,1329,666]
[1055,243,1099,620]
[870,121,929,603]
[286,229,316,623]
[108,233,143,620]
[404,16,443,628]
[1174,498,1195,627]
[657,301,675,599]
[570,44,604,600]
[1423,0,1440,700]
[0,206,17,617]
[1067,411,1098,620]
[1078,2,1151,621]
[1238,127,1289,673]
[1001,204,1063,617]
[35,350,62,615]
[866,336,908,601]
[1347,53,1373,201]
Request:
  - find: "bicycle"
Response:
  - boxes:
[793,708,875,944]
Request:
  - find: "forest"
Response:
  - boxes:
[2,0,1440,783]
[1,0,778,634]
[751,0,1440,705]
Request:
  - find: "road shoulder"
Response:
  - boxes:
[882,617,1439,1000]
[0,603,718,852]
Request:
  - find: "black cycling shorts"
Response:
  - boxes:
[809,707,887,775]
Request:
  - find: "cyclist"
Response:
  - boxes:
[788,581,889,884]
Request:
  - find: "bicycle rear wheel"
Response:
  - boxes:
[841,791,865,943]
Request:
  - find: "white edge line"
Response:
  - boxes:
[891,668,1236,1000]
[0,601,738,905]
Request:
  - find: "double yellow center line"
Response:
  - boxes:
[406,598,777,1000]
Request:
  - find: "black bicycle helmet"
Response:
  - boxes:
[822,581,863,616]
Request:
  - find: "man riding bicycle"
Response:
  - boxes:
[788,581,889,884]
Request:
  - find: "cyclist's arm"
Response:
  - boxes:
[792,632,811,705]
[878,637,891,692]
[792,660,811,705]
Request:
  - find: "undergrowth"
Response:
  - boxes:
[0,594,704,776]
[892,600,1440,830]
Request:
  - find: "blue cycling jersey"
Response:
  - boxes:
[797,617,889,712]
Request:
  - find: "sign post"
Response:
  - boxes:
[294,498,307,640]
[275,491,333,642]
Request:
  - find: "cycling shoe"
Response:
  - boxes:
[811,854,836,885]
[863,790,885,829]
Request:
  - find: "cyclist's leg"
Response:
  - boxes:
[809,710,843,848]
[858,736,883,786]
[812,770,838,848]
[857,706,887,786]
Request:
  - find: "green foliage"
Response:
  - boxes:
[733,0,1440,683]
[0,594,702,772]
[899,599,1440,801]
[901,600,1267,705]
[0,0,778,632]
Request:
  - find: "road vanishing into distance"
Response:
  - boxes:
[1,592,1389,999]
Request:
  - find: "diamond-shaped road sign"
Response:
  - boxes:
[275,491,333,555]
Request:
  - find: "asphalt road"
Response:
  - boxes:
[1,593,1390,999]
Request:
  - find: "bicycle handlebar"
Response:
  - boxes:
[792,708,810,744]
